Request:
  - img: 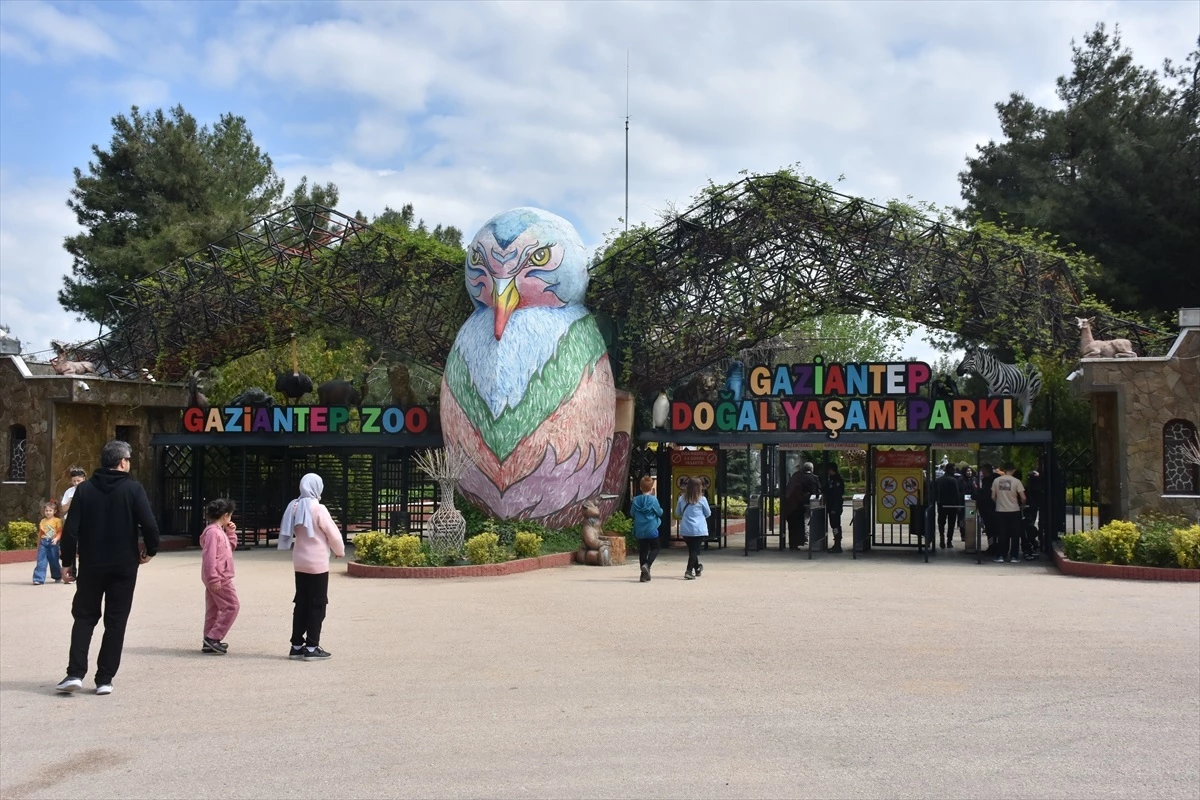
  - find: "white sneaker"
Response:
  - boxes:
[95,684,113,695]
[992,556,1006,563]
[55,677,83,693]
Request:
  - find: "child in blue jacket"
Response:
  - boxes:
[630,476,664,582]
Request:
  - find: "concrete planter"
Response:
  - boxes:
[0,548,37,564]
[348,550,574,578]
[1052,544,1200,582]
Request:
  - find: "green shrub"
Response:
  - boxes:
[604,511,633,535]
[2,521,38,550]
[1091,521,1140,565]
[1171,525,1200,570]
[1134,525,1178,568]
[390,535,428,567]
[1133,511,1188,567]
[513,531,542,559]
[721,497,748,517]
[541,525,582,554]
[481,518,518,546]
[1062,532,1095,563]
[457,494,490,538]
[465,532,504,565]
[353,531,427,567]
[351,530,391,565]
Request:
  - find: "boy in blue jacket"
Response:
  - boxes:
[630,476,664,582]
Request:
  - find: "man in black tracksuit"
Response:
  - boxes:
[935,467,966,549]
[824,464,846,553]
[57,440,159,695]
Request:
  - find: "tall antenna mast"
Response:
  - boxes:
[624,50,629,233]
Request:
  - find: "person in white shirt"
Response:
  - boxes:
[990,463,1026,564]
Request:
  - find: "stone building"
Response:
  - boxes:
[1074,309,1200,522]
[0,355,187,526]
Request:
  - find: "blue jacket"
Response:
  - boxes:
[630,494,664,539]
[674,495,711,537]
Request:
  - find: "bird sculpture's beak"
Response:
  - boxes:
[492,277,520,340]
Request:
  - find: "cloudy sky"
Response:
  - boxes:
[0,0,1195,363]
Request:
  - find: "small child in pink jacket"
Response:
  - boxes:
[200,498,239,654]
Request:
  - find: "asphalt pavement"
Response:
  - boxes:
[1,545,1197,799]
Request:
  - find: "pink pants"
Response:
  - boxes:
[204,581,240,640]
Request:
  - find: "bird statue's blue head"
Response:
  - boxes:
[465,207,589,340]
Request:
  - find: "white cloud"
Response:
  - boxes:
[0,173,99,355]
[1,0,1196,359]
[0,0,118,62]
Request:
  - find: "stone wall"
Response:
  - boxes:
[1076,327,1200,521]
[0,357,188,526]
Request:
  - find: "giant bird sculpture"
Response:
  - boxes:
[441,208,616,526]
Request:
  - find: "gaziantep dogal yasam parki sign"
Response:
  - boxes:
[669,358,1017,439]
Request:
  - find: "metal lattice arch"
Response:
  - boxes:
[87,170,1170,386]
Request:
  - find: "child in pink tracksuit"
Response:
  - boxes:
[200,498,239,654]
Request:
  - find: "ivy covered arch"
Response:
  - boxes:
[84,169,1169,388]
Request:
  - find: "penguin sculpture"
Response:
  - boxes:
[652,392,671,429]
[440,208,616,523]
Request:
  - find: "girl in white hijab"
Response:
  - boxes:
[278,473,345,660]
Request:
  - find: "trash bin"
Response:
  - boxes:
[746,495,765,551]
[808,502,827,551]
[853,504,869,552]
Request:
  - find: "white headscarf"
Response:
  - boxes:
[278,473,324,550]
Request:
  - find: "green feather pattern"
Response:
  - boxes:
[445,315,608,462]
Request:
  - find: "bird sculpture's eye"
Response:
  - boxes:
[527,246,552,267]
[470,250,483,266]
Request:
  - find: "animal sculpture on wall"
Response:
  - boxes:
[1075,317,1137,359]
[49,341,96,375]
[955,347,1042,428]
[440,207,616,526]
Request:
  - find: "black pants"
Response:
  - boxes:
[291,571,329,647]
[827,504,844,537]
[684,537,703,573]
[938,506,962,539]
[1021,507,1041,555]
[68,564,138,684]
[996,511,1023,560]
[637,538,659,568]
[787,507,809,548]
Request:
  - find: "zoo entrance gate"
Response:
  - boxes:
[154,439,441,547]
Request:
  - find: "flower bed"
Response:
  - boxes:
[1052,545,1200,582]
[0,548,38,565]
[348,550,574,578]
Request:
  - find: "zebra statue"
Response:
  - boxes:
[955,347,1043,428]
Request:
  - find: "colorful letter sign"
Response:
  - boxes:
[669,358,1016,439]
[181,405,429,435]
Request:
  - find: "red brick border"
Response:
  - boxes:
[348,550,575,578]
[0,549,37,564]
[1052,546,1200,582]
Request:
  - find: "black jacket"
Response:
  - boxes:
[824,473,846,504]
[61,469,160,569]
[935,472,965,506]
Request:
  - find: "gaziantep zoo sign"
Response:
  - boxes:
[669,359,1018,439]
[182,405,430,434]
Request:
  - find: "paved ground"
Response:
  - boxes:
[1,545,1197,800]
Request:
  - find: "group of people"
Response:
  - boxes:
[783,462,845,553]
[935,460,1043,561]
[629,475,712,581]
[50,440,346,696]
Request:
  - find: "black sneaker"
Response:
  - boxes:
[289,646,306,660]
[202,637,228,654]
[684,570,696,580]
[639,565,650,582]
[694,563,703,577]
[829,544,843,554]
[304,646,332,661]
[56,676,83,693]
